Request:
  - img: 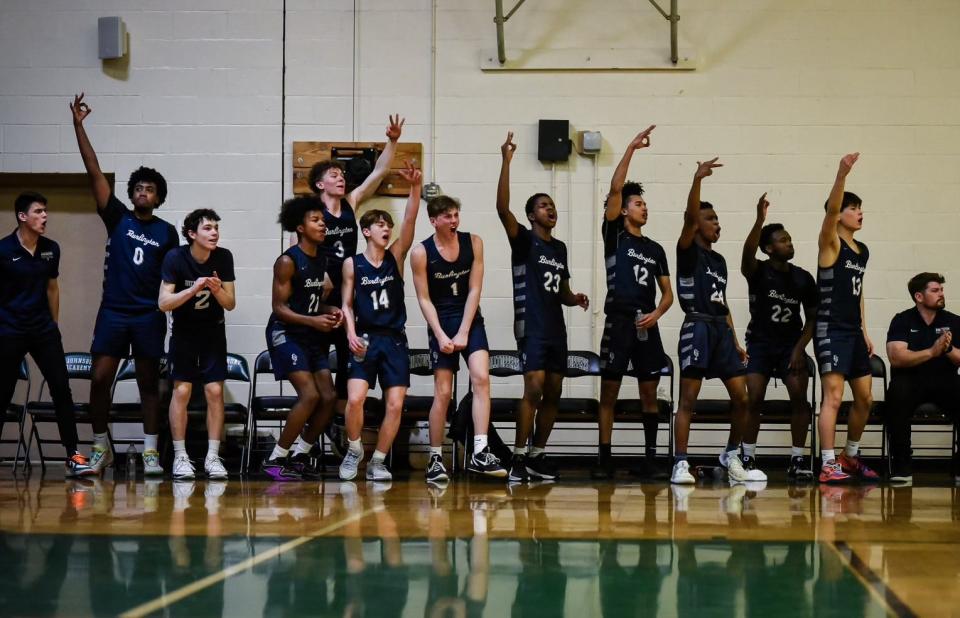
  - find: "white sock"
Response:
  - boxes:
[143,434,159,452]
[474,434,488,455]
[845,441,860,458]
[371,450,387,464]
[348,437,363,454]
[742,443,756,458]
[822,449,836,464]
[173,440,187,455]
[529,446,545,458]
[207,440,220,458]
[791,446,804,458]
[513,446,528,456]
[93,432,109,449]
[292,436,312,456]
[430,446,443,458]
[724,448,739,463]
[270,445,289,460]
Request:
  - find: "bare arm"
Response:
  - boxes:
[47,279,59,323]
[887,331,953,369]
[388,162,423,269]
[679,158,722,250]
[411,245,453,353]
[789,297,818,372]
[726,311,748,363]
[454,235,485,347]
[496,132,521,239]
[559,279,589,310]
[741,193,769,278]
[158,280,205,313]
[605,126,655,222]
[860,290,874,356]
[340,258,365,355]
[348,114,404,207]
[637,275,674,329]
[70,93,111,210]
[818,153,859,268]
[212,280,236,312]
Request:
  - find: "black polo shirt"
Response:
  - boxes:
[886,306,960,381]
[0,229,60,336]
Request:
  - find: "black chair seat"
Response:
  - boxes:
[613,399,672,422]
[837,401,884,424]
[4,406,20,422]
[29,402,92,422]
[109,402,146,422]
[186,403,248,423]
[402,395,444,422]
[692,399,730,422]
[490,397,520,422]
[555,397,600,422]
[913,402,954,423]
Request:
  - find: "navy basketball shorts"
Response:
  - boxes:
[678,318,747,380]
[746,338,804,378]
[90,306,167,359]
[599,313,666,382]
[169,326,227,384]
[517,335,567,374]
[814,324,872,379]
[265,323,329,380]
[348,331,410,389]
[319,327,349,399]
[428,314,490,371]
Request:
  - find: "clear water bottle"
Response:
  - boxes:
[125,444,138,478]
[635,309,648,342]
[353,333,370,363]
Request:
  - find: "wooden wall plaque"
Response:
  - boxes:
[292,141,424,197]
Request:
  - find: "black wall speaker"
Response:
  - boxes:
[538,119,572,163]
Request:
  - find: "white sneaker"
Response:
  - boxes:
[142,449,164,476]
[366,460,393,482]
[339,448,363,480]
[204,455,229,480]
[172,452,196,480]
[89,445,114,475]
[671,460,696,485]
[724,454,767,482]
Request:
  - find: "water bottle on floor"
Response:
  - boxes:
[125,444,138,478]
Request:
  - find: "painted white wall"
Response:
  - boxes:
[2,0,958,451]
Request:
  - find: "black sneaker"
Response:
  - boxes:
[742,455,757,471]
[262,456,302,482]
[889,458,913,483]
[787,456,814,480]
[289,452,320,479]
[467,447,508,478]
[508,455,529,483]
[425,453,450,483]
[525,453,559,481]
[591,455,615,479]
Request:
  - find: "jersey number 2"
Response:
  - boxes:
[771,304,793,323]
[195,290,211,310]
[633,265,649,286]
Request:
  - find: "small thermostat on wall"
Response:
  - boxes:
[577,131,602,155]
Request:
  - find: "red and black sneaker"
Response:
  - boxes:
[819,460,850,484]
[838,453,880,480]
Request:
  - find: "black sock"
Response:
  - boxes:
[599,443,612,459]
[642,414,658,455]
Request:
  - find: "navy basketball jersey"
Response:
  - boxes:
[676,242,729,317]
[746,261,817,344]
[602,216,669,315]
[99,195,178,313]
[352,251,405,332]
[322,199,358,306]
[817,238,868,330]
[510,226,569,340]
[423,232,476,319]
[268,245,328,339]
[161,245,236,329]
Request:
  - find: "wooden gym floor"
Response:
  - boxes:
[1,467,958,617]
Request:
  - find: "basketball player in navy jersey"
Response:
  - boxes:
[593,126,674,480]
[741,194,818,479]
[307,115,405,453]
[671,158,765,485]
[815,153,879,483]
[0,193,95,477]
[261,197,343,481]
[338,163,422,482]
[411,195,508,483]
[159,209,236,480]
[497,132,590,483]
[71,94,179,476]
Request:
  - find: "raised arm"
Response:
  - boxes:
[679,158,722,250]
[70,93,111,210]
[605,125,655,222]
[453,234,485,349]
[818,152,859,268]
[411,245,454,354]
[496,132,521,239]
[388,161,423,268]
[741,192,769,278]
[349,114,404,207]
